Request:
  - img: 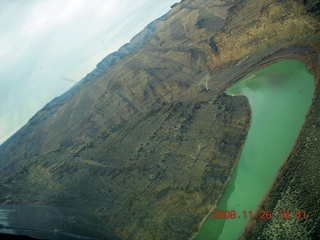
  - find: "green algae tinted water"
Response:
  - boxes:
[195,60,314,240]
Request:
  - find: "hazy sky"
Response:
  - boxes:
[0,0,178,145]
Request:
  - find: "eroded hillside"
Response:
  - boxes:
[0,0,319,239]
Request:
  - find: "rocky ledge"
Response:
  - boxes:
[0,0,319,239]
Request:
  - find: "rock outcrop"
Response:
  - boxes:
[0,0,319,239]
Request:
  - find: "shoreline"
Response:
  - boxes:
[240,49,320,238]
[191,45,319,239]
[190,96,252,239]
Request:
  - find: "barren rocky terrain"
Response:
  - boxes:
[0,0,319,239]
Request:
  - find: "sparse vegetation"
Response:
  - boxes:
[0,0,319,239]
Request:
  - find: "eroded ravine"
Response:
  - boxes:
[195,59,314,239]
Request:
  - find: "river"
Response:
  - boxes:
[195,59,314,239]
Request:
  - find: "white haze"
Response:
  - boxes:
[0,0,178,145]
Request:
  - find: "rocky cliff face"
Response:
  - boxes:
[0,0,319,239]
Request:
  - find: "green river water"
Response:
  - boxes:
[195,59,314,239]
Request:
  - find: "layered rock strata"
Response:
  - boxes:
[0,0,319,239]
